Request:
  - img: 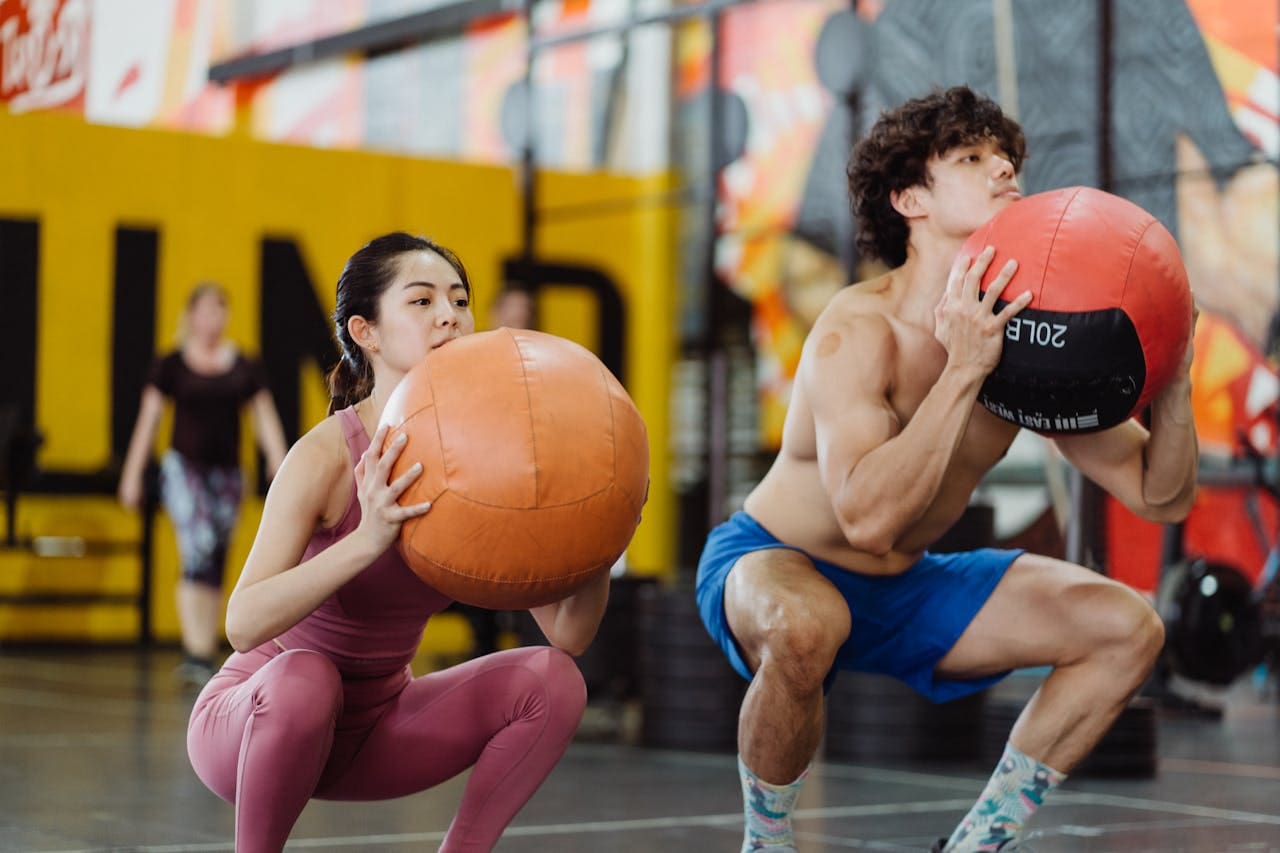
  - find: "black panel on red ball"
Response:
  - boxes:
[961,187,1192,434]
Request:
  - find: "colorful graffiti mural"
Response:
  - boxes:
[703,0,1277,448]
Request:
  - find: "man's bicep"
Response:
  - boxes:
[801,324,901,500]
[814,399,901,501]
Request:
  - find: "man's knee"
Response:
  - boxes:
[1081,584,1164,670]
[1128,602,1165,667]
[754,594,850,689]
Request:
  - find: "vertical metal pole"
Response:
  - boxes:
[704,7,728,530]
[1067,0,1113,570]
[1265,0,1280,502]
[4,485,15,548]
[1097,0,1113,193]
[521,0,538,269]
[139,470,157,646]
[992,0,1020,122]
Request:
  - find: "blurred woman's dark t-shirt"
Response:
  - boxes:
[148,351,267,468]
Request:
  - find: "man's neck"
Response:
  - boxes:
[893,235,967,328]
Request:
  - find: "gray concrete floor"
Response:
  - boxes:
[1,649,1278,851]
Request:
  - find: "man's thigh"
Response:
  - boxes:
[935,552,1154,680]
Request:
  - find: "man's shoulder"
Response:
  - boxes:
[810,280,896,344]
[799,289,899,395]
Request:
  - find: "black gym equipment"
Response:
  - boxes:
[1157,558,1262,687]
[1153,453,1280,694]
[825,673,985,764]
[638,582,745,753]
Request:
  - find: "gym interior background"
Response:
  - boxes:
[1,0,1279,850]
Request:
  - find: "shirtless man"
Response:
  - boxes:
[695,86,1198,852]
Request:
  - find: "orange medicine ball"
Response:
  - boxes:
[961,186,1192,434]
[378,328,649,609]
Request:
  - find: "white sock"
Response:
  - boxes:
[739,754,809,852]
[945,742,1066,851]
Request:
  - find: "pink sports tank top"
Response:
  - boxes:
[274,406,452,678]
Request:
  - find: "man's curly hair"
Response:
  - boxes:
[849,86,1026,268]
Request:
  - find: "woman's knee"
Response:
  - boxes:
[527,646,588,710]
[254,650,344,726]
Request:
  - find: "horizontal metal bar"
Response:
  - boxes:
[529,0,751,52]
[208,0,760,84]
[208,0,519,84]
[1196,455,1280,488]
[980,464,1054,487]
[981,454,1280,489]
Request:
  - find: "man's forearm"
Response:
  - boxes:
[1142,379,1198,512]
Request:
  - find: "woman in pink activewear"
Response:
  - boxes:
[187,232,603,852]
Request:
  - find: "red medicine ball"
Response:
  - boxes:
[961,186,1193,434]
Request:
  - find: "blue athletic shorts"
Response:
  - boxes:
[695,511,1023,703]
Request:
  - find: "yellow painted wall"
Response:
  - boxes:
[0,109,677,643]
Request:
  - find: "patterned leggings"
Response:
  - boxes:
[160,450,242,587]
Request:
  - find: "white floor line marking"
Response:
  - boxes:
[33,793,1280,853]
[30,798,978,852]
[1063,792,1280,826]
[1042,816,1234,837]
[1161,757,1280,781]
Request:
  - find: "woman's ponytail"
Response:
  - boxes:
[326,351,372,415]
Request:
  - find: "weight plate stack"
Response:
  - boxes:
[824,672,987,764]
[638,584,746,753]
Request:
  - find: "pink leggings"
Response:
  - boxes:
[187,644,586,853]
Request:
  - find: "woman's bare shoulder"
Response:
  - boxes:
[278,415,351,492]
[282,414,360,527]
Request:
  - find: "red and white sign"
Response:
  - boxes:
[0,0,90,113]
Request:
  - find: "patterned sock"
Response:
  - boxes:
[739,755,809,852]
[944,742,1066,852]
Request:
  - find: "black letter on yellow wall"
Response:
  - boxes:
[111,227,159,465]
[260,238,340,447]
[502,259,626,380]
[0,219,39,431]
